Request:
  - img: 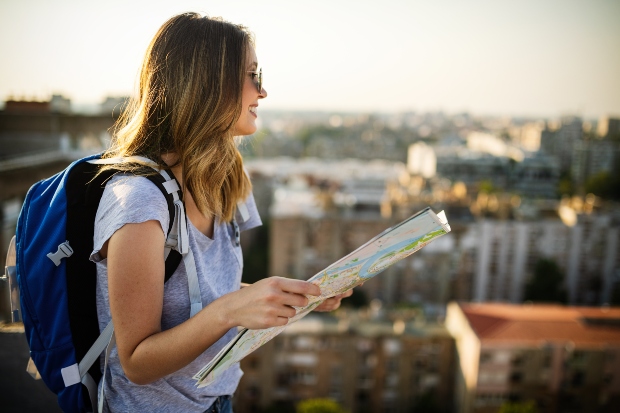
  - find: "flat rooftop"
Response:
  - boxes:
[459,302,620,347]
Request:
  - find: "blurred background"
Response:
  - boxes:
[1,1,619,412]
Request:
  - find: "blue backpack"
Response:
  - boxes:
[11,153,190,413]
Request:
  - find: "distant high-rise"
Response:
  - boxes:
[539,117,584,174]
[597,116,620,139]
[461,213,619,305]
[572,139,620,185]
[556,116,584,173]
[50,94,71,114]
[100,96,130,117]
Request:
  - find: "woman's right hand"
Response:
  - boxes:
[219,277,321,330]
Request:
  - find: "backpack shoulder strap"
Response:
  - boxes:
[87,158,182,282]
[142,171,182,283]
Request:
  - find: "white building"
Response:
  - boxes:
[463,214,619,305]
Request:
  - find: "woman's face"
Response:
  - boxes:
[233,46,267,136]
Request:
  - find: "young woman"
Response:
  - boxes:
[92,12,351,413]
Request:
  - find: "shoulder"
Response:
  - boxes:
[93,174,170,251]
[102,174,167,207]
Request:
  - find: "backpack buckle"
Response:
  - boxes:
[47,241,74,266]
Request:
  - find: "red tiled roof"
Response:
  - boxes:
[459,303,620,347]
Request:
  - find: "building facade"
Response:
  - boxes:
[235,315,455,413]
[446,302,620,413]
[454,212,620,306]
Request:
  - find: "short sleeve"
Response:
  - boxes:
[236,191,262,232]
[90,174,170,262]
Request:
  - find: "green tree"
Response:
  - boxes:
[498,400,538,413]
[296,398,347,413]
[523,259,567,304]
[557,177,574,197]
[478,180,495,194]
[584,171,620,201]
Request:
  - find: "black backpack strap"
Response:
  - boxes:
[66,158,183,410]
[66,162,117,392]
[143,171,183,283]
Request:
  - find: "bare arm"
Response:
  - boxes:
[106,220,320,385]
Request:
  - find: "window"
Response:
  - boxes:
[572,351,586,362]
[330,366,342,386]
[510,372,523,384]
[357,390,370,404]
[383,339,401,355]
[277,372,291,387]
[475,393,506,407]
[511,354,524,367]
[571,371,584,387]
[386,357,399,373]
[384,374,399,388]
[415,357,427,369]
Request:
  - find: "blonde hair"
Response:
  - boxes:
[103,13,252,222]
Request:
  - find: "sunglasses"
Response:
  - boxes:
[248,68,263,93]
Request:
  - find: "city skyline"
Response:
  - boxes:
[1,0,619,118]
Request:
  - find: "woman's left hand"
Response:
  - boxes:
[314,289,353,312]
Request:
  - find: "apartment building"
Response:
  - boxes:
[463,213,620,305]
[235,315,454,413]
[446,302,620,413]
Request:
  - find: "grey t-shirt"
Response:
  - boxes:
[91,174,261,412]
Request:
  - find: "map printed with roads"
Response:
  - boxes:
[194,207,451,387]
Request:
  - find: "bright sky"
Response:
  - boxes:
[1,0,619,118]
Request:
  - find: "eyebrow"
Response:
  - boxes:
[248,61,258,70]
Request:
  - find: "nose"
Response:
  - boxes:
[259,87,268,99]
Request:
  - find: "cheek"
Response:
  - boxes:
[242,92,253,110]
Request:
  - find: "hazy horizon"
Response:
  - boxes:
[1,0,619,119]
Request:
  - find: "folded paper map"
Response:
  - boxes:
[194,207,451,387]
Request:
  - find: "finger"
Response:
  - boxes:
[331,291,352,300]
[268,305,296,321]
[320,298,339,310]
[280,305,297,318]
[281,291,310,308]
[275,316,290,326]
[317,301,338,312]
[268,290,309,308]
[273,278,321,296]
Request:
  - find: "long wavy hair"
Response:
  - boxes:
[103,12,252,222]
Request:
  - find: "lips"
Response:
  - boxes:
[249,106,257,117]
